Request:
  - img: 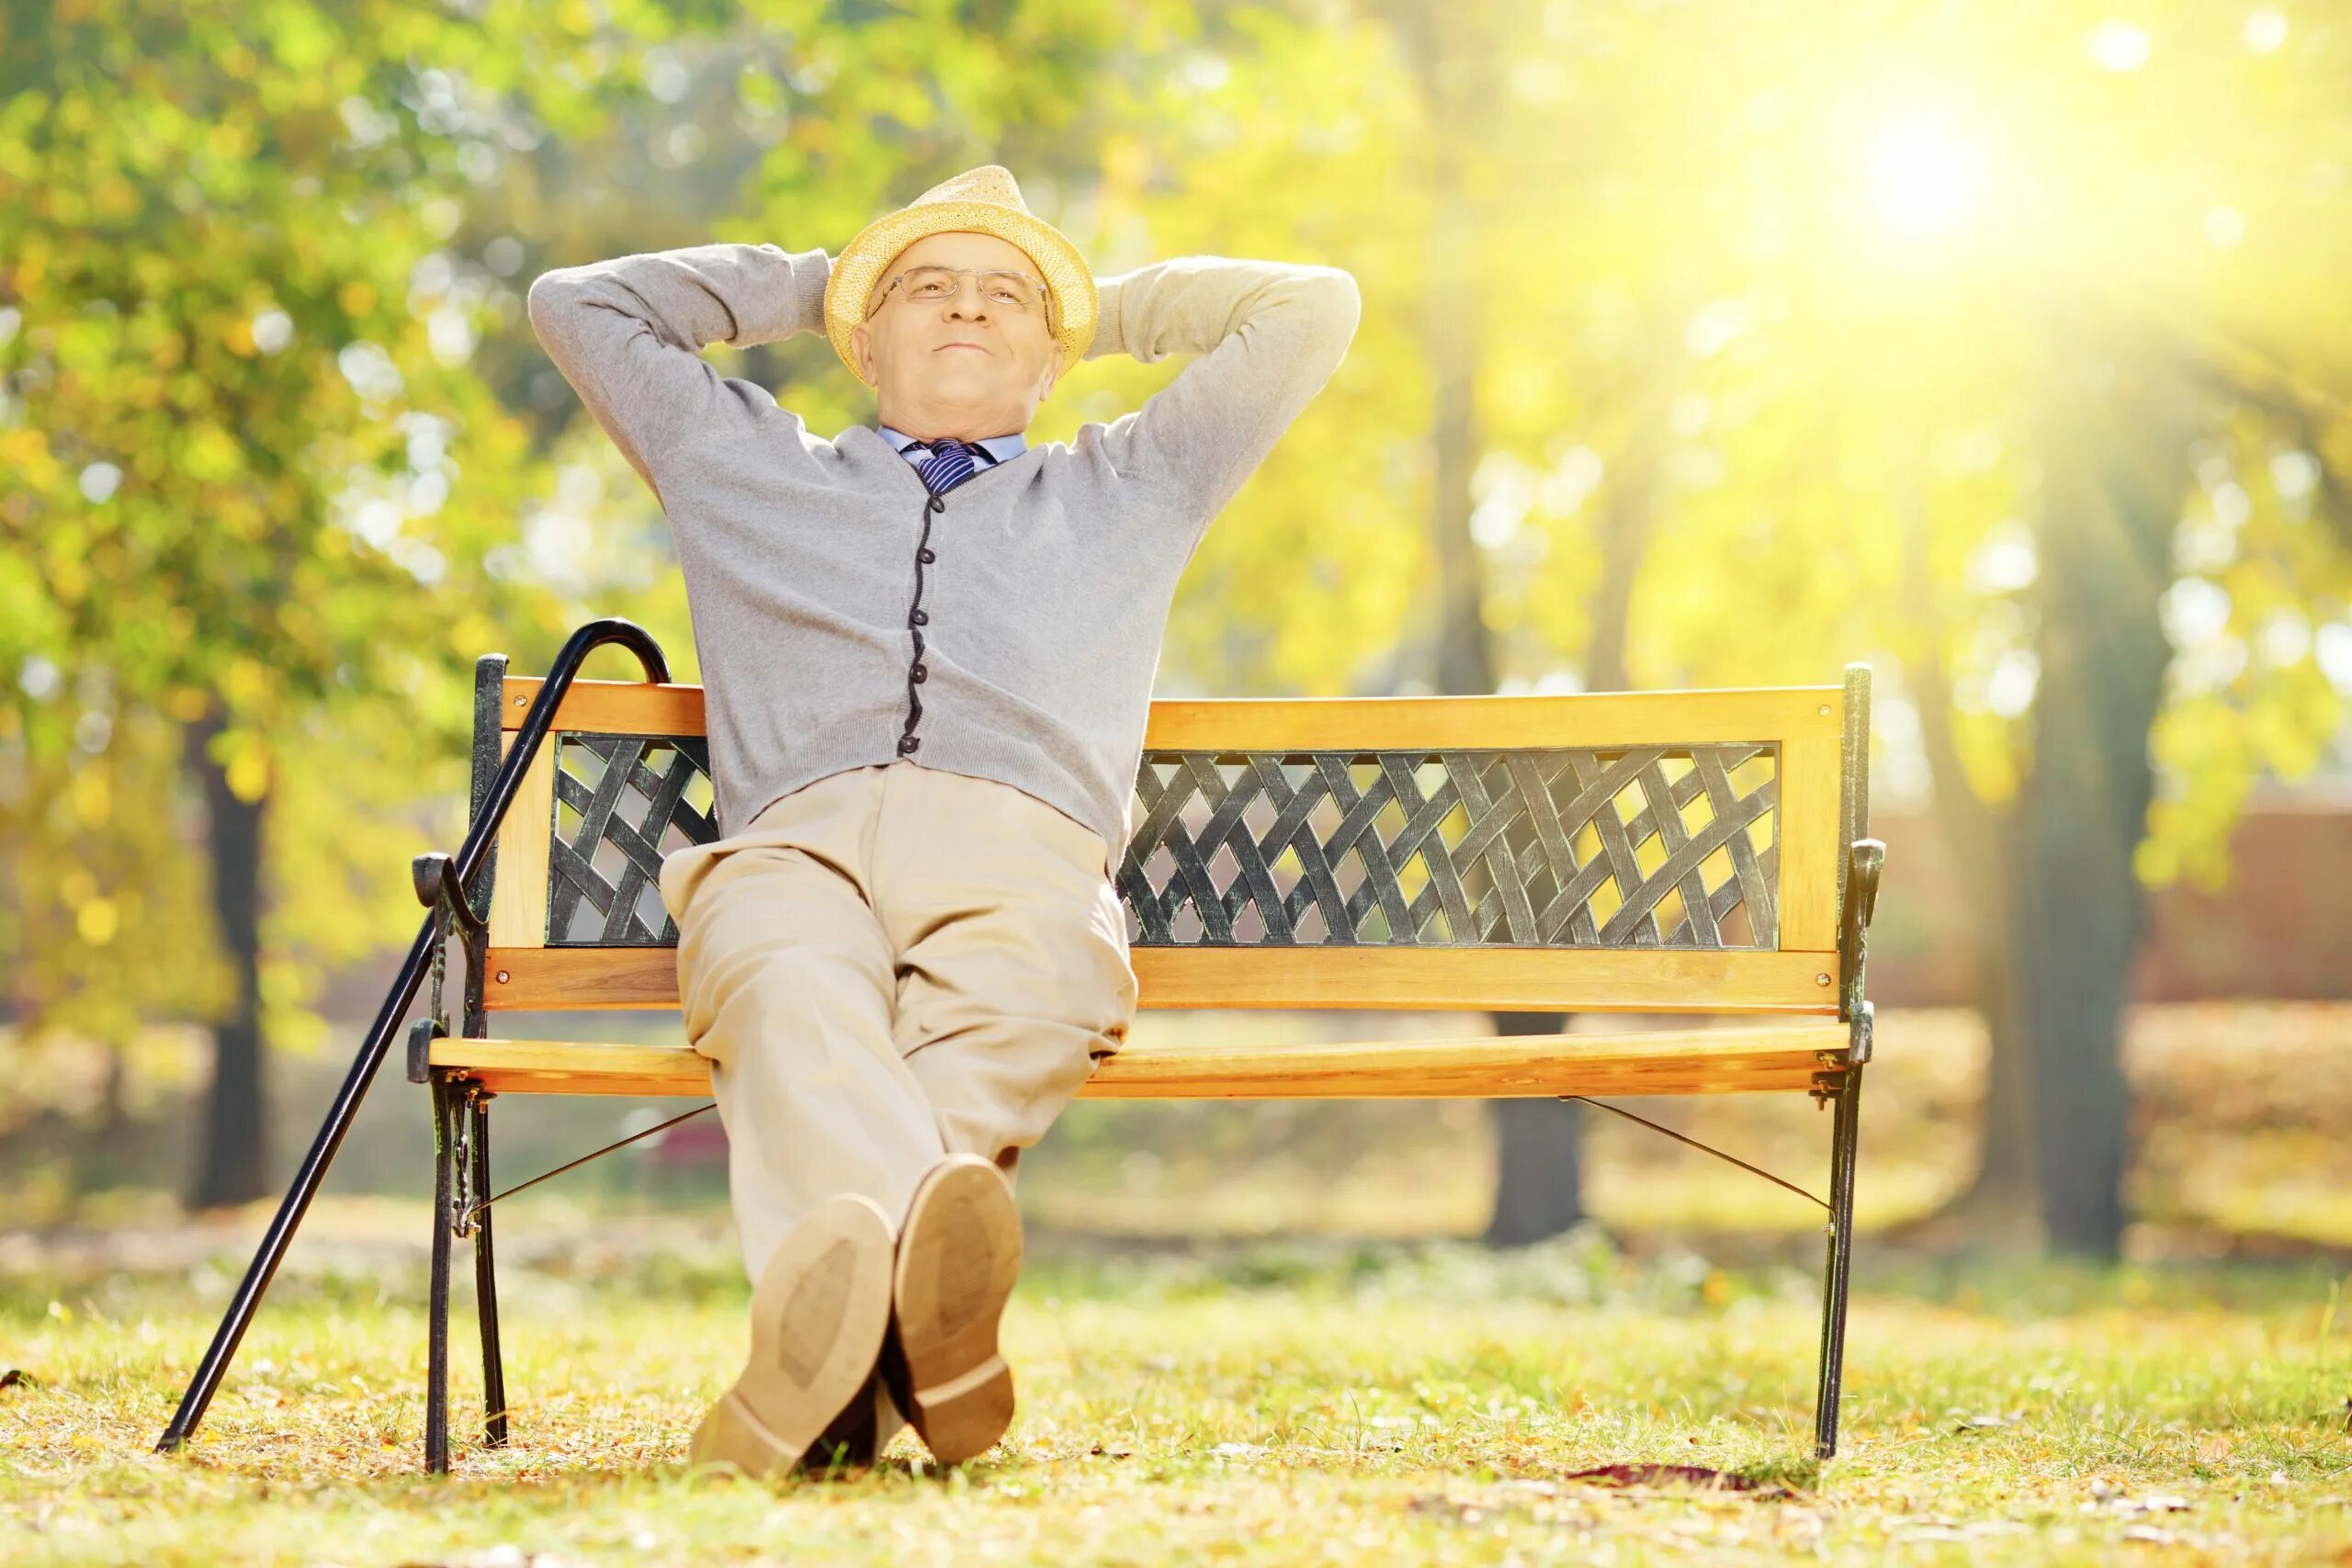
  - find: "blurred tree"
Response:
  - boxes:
[0,0,596,1206]
[1612,1,2352,1254]
[0,700,226,1145]
[1108,0,2352,1255]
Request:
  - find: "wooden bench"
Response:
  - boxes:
[157,619,1884,1473]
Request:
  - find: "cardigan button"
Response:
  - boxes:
[910,662,927,682]
[928,496,944,513]
[918,547,936,563]
[910,609,929,626]
[898,734,921,755]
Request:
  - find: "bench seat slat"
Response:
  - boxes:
[482,946,1843,1015]
[429,1022,1849,1101]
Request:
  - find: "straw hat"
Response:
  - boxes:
[822,164,1098,389]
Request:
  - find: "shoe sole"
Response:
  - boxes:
[689,1192,895,1479]
[893,1155,1023,1464]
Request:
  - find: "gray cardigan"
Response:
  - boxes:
[526,241,1361,880]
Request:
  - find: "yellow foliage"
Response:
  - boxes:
[206,120,254,162]
[13,232,48,293]
[71,769,110,829]
[221,656,273,709]
[75,897,119,947]
[0,428,62,487]
[224,737,272,805]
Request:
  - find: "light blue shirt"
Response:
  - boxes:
[877,424,1027,470]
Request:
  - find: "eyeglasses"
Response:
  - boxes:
[866,265,1053,322]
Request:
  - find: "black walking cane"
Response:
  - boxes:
[155,616,672,1455]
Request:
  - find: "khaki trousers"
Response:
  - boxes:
[656,760,1137,1285]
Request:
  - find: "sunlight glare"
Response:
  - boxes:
[1871,122,1983,233]
[2087,20,2152,72]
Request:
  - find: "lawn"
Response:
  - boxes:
[5,1219,2348,1566]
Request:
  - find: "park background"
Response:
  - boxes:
[6,1,2352,1563]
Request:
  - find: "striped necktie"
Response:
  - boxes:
[913,437,978,495]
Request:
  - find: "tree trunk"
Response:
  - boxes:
[184,707,271,1211]
[1388,0,1595,1244]
[1485,442,1658,1244]
[1948,916,2045,1239]
[2010,355,2184,1256]
[1895,448,2042,1242]
[1582,419,1661,701]
[1428,77,1589,1244]
[1485,1013,1585,1246]
[1424,164,1487,700]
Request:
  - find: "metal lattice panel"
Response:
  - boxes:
[1119,746,1779,948]
[548,734,715,946]
[537,738,1778,951]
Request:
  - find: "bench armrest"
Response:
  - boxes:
[1846,839,1885,936]
[1838,838,1886,1036]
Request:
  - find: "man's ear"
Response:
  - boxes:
[851,321,875,383]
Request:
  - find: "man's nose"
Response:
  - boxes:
[940,277,992,316]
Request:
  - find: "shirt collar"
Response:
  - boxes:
[877,423,1028,465]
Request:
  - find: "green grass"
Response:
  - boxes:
[5,1230,2350,1565]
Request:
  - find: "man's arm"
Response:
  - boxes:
[526,242,831,502]
[1082,255,1362,522]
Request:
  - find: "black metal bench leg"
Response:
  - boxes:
[468,1089,510,1448]
[426,1074,456,1474]
[1813,1064,1863,1459]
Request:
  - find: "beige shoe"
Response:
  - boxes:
[689,1192,896,1480]
[880,1154,1023,1465]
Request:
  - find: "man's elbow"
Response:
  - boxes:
[525,268,585,348]
[1330,268,1363,332]
[1302,266,1362,359]
[526,272,616,364]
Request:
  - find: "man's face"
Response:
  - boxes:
[851,230,1065,439]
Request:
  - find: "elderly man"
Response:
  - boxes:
[526,165,1359,1478]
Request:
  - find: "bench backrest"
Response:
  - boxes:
[475,666,1870,1019]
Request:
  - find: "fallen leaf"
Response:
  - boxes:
[1562,1464,1794,1499]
